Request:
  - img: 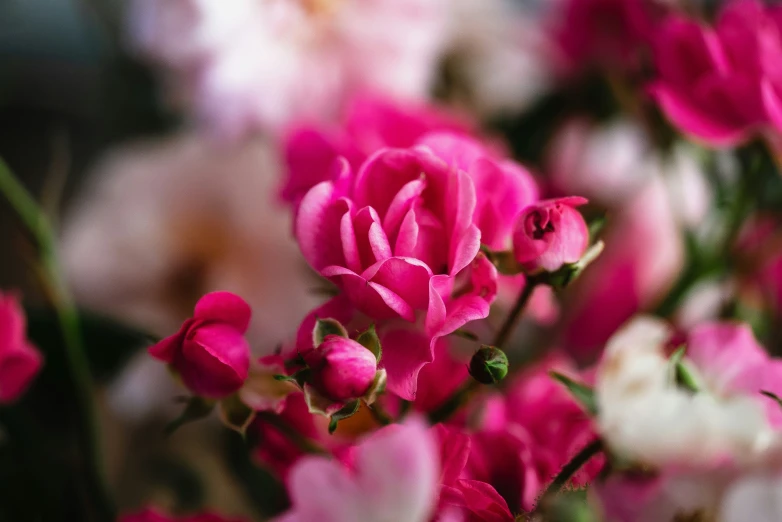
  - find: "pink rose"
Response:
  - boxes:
[512,197,589,273]
[149,291,251,398]
[304,336,378,402]
[649,1,782,146]
[0,292,43,404]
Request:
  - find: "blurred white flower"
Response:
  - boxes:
[129,0,448,138]
[596,317,774,468]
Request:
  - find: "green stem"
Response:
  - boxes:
[538,439,603,506]
[493,276,541,349]
[0,158,115,521]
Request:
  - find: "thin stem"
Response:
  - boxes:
[538,439,603,506]
[493,276,541,349]
[256,412,328,455]
[0,158,115,521]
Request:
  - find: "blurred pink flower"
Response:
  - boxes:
[0,292,42,404]
[120,508,247,522]
[561,176,684,361]
[512,197,589,273]
[467,355,601,512]
[149,291,251,398]
[129,0,449,138]
[281,96,473,209]
[273,419,439,522]
[434,424,514,521]
[649,1,782,146]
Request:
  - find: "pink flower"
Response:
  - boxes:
[512,197,589,273]
[649,1,782,146]
[149,291,251,398]
[304,335,378,402]
[120,507,247,522]
[273,419,439,522]
[281,96,473,209]
[0,292,43,404]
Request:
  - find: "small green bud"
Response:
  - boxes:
[469,346,509,385]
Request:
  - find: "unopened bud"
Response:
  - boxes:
[469,346,509,385]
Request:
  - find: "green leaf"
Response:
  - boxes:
[328,400,360,434]
[313,318,348,347]
[356,324,382,362]
[550,372,597,415]
[165,396,215,436]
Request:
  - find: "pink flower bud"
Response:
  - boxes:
[304,335,378,402]
[0,292,43,404]
[512,197,589,273]
[149,292,251,398]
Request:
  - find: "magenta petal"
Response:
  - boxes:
[450,480,514,522]
[295,182,352,271]
[0,346,43,404]
[446,169,478,240]
[322,266,415,321]
[434,424,471,486]
[339,211,362,274]
[364,257,433,311]
[194,291,252,333]
[416,132,486,172]
[394,207,420,257]
[380,328,435,400]
[382,177,427,237]
[450,224,481,276]
[181,324,250,397]
[434,294,491,341]
[368,222,393,262]
[649,84,753,146]
[281,128,341,206]
[148,325,188,363]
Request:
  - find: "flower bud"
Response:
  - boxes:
[513,197,589,273]
[305,335,378,402]
[149,292,252,398]
[469,346,509,385]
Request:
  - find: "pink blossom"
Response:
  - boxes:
[120,508,247,522]
[129,0,449,138]
[0,293,42,404]
[512,197,589,273]
[649,1,782,146]
[273,419,439,522]
[304,335,378,402]
[149,291,251,398]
